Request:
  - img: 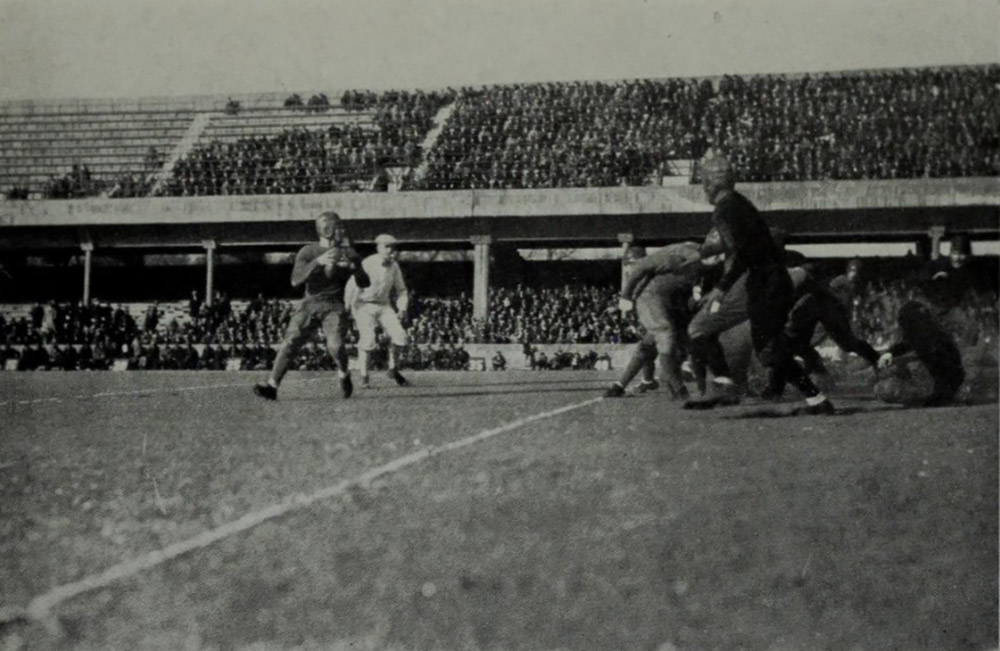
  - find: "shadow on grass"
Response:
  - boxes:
[720,404,907,419]
[386,385,607,399]
[271,385,607,402]
[442,377,610,388]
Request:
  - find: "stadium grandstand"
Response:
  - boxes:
[2,65,996,201]
[1,64,998,372]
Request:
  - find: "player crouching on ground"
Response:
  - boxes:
[605,242,700,399]
[254,212,370,401]
[345,233,411,387]
[875,300,966,407]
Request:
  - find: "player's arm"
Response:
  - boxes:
[290,247,332,287]
[621,259,654,301]
[710,212,745,294]
[344,276,359,313]
[392,264,410,315]
[878,341,914,369]
[343,246,371,288]
[699,226,726,259]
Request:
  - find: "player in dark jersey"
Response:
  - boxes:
[684,152,834,414]
[783,262,880,380]
[876,300,965,406]
[828,257,864,308]
[254,212,370,400]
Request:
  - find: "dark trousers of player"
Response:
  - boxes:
[917,346,966,405]
[271,296,349,385]
[898,300,966,405]
[785,292,879,374]
[746,265,823,399]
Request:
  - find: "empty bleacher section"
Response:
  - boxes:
[0,104,196,199]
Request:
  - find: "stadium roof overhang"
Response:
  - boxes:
[1,178,997,253]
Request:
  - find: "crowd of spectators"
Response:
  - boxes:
[2,261,996,372]
[0,282,640,371]
[479,285,641,344]
[418,78,711,190]
[8,66,994,201]
[418,65,999,189]
[158,89,454,197]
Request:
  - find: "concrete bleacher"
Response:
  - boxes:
[198,108,375,143]
[0,92,375,197]
[0,110,196,194]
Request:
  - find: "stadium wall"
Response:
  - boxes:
[2,178,998,251]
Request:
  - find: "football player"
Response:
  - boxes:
[604,242,700,399]
[684,151,834,414]
[876,300,965,407]
[345,233,411,387]
[253,212,370,400]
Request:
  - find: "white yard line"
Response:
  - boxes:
[10,394,604,623]
[0,378,335,407]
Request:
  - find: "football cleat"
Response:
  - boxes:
[360,375,371,388]
[253,383,277,401]
[668,383,691,401]
[794,399,836,416]
[387,369,410,386]
[340,374,354,399]
[682,380,740,410]
[604,383,626,398]
[635,379,659,394]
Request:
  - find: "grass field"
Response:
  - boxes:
[1,367,997,651]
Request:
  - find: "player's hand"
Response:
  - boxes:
[700,287,723,310]
[618,297,634,313]
[316,249,338,268]
[877,352,894,369]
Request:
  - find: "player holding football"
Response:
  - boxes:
[684,151,833,414]
[605,242,700,399]
[345,233,411,387]
[253,211,370,400]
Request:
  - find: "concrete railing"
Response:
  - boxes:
[3,177,997,228]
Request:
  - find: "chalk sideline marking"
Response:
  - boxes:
[10,394,604,623]
[0,378,336,407]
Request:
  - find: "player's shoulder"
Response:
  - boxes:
[297,242,322,257]
[361,253,384,270]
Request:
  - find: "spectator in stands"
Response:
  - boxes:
[159,89,454,197]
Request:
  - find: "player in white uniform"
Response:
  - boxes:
[346,233,411,387]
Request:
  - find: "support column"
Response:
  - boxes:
[618,232,634,294]
[81,241,94,305]
[203,240,217,307]
[927,226,946,261]
[471,235,492,321]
